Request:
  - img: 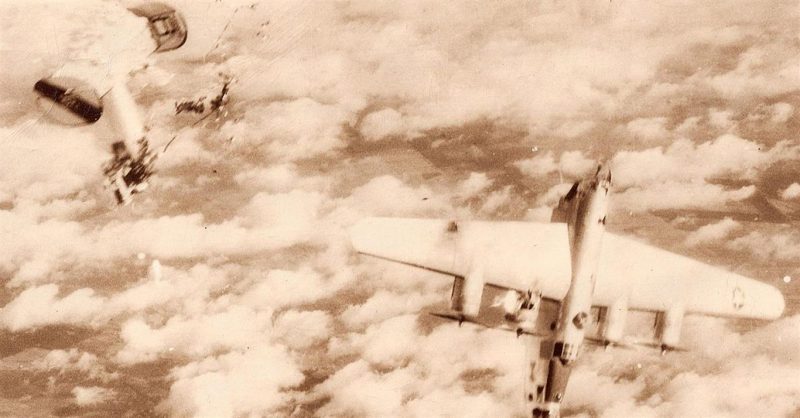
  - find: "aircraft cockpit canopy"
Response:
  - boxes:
[128,2,188,53]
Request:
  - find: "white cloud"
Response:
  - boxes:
[611,135,800,188]
[615,182,754,213]
[334,315,420,367]
[314,360,412,417]
[0,285,105,331]
[33,348,114,381]
[0,124,105,202]
[708,108,736,131]
[72,386,114,406]
[554,120,595,138]
[159,345,304,418]
[515,150,594,180]
[219,98,352,161]
[456,172,493,200]
[272,309,333,350]
[727,229,800,262]
[360,108,407,141]
[560,151,596,178]
[685,217,741,247]
[340,290,438,330]
[1,1,798,417]
[238,268,345,312]
[337,175,450,218]
[476,186,514,216]
[405,388,514,418]
[781,183,800,200]
[514,152,558,177]
[625,117,669,142]
[116,306,273,364]
[768,102,794,124]
[233,163,330,193]
[107,263,231,318]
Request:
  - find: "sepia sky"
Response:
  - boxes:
[0,0,799,416]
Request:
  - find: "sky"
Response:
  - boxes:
[0,0,799,417]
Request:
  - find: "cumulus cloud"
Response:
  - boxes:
[1,0,798,417]
[72,386,115,406]
[608,134,800,212]
[456,172,493,200]
[0,124,105,202]
[159,345,303,418]
[218,98,352,161]
[514,152,558,177]
[233,163,330,193]
[360,108,407,141]
[337,175,450,219]
[0,285,104,331]
[340,290,438,331]
[33,349,115,381]
[768,102,794,124]
[116,306,274,364]
[781,183,800,200]
[1,189,336,286]
[625,117,670,142]
[685,217,741,247]
[612,135,799,189]
[727,229,800,262]
[615,182,755,213]
[515,150,594,180]
[272,309,333,350]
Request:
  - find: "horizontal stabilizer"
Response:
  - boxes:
[429,311,550,337]
[584,336,636,350]
[630,340,689,354]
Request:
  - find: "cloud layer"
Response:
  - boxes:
[0,0,797,417]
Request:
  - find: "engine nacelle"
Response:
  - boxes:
[655,305,684,349]
[600,298,628,343]
[497,289,541,333]
[450,269,485,318]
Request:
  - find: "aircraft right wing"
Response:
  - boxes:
[594,233,784,319]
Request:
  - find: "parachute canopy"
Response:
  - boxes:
[33,77,103,126]
[127,2,188,53]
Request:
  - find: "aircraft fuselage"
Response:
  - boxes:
[532,165,611,417]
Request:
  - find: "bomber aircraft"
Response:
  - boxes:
[349,164,785,417]
[32,2,189,205]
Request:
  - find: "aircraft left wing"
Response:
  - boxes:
[350,217,573,301]
[349,217,784,320]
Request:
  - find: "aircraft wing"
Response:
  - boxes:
[349,217,784,320]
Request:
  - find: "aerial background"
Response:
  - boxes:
[0,0,798,416]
